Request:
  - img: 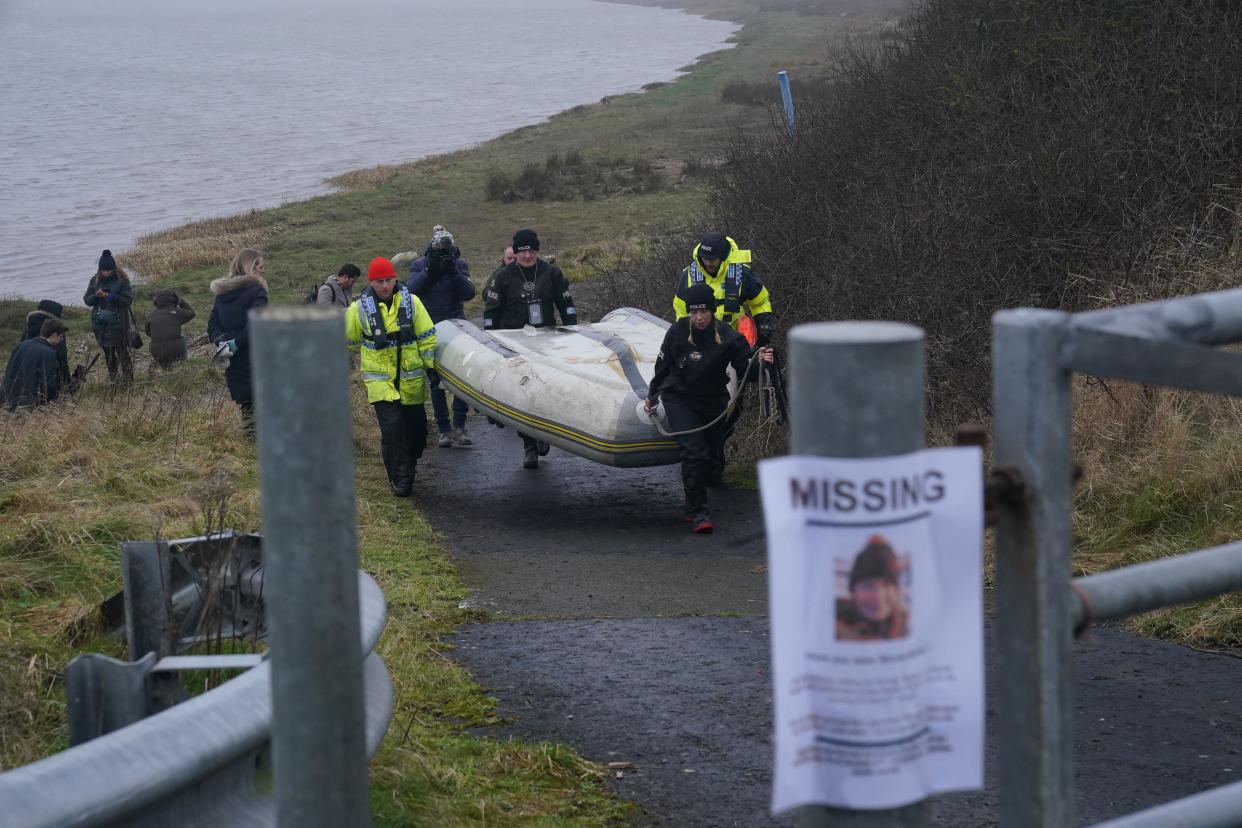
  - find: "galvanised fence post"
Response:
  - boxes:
[788,320,929,828]
[992,309,1075,828]
[251,306,370,828]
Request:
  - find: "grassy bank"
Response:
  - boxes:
[0,0,898,820]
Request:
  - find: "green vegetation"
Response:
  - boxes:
[0,0,896,820]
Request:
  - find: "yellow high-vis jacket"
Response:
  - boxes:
[672,237,774,343]
[345,285,436,405]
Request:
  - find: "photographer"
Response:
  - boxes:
[407,227,475,447]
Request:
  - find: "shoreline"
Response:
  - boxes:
[2,0,743,305]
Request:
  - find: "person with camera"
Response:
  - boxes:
[83,249,135,387]
[145,289,196,370]
[407,227,475,447]
[482,228,577,469]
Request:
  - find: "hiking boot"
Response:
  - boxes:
[536,440,550,456]
[392,480,412,497]
[691,513,714,534]
[437,432,453,448]
[452,427,472,446]
[523,447,539,469]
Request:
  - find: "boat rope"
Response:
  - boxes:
[646,349,768,437]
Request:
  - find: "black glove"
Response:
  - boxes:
[754,313,775,348]
[426,368,440,387]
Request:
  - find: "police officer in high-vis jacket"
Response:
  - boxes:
[672,232,774,346]
[346,257,437,497]
[483,228,577,469]
[672,232,775,483]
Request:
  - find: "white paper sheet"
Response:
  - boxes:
[759,448,984,813]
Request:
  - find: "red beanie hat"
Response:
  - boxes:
[367,257,397,281]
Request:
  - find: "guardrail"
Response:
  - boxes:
[0,307,390,827]
[0,571,391,828]
[993,287,1242,828]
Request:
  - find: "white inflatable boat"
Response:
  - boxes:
[434,308,682,467]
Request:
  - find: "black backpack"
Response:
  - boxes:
[302,281,326,305]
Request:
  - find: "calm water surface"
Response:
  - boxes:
[0,0,735,301]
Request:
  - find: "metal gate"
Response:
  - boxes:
[993,288,1242,827]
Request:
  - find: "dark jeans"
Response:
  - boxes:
[663,393,728,514]
[102,345,133,385]
[373,401,427,487]
[428,375,468,433]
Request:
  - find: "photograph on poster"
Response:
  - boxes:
[835,534,911,642]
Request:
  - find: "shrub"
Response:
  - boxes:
[702,0,1242,424]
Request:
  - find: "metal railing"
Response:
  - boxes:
[0,572,391,828]
[0,307,390,827]
[993,287,1242,828]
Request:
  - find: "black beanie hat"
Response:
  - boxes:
[697,232,729,261]
[849,535,900,590]
[513,228,540,252]
[98,249,117,272]
[36,299,64,317]
[684,283,717,312]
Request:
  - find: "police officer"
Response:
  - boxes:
[672,232,775,483]
[346,257,437,497]
[672,232,774,344]
[482,228,577,469]
[645,283,773,533]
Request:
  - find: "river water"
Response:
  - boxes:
[0,0,735,302]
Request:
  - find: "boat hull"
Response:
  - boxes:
[434,308,682,468]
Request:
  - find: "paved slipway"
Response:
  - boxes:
[416,423,1242,826]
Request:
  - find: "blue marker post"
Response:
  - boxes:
[778,70,795,137]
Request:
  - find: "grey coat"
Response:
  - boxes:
[316,278,353,309]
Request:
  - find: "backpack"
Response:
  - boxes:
[302,281,326,305]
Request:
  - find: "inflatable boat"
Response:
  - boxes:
[434,308,682,467]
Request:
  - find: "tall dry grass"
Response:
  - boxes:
[0,369,259,768]
[328,164,399,192]
[118,210,278,281]
[1071,372,1242,645]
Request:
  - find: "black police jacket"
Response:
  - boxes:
[648,318,754,406]
[482,259,577,330]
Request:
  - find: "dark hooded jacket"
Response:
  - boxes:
[207,273,268,403]
[406,248,474,323]
[83,271,134,348]
[2,337,61,409]
[20,301,70,386]
[145,290,196,368]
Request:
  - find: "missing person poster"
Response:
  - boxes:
[759,448,984,813]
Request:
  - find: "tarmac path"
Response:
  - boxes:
[416,421,1242,827]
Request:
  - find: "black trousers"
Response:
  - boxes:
[102,345,133,385]
[663,394,728,514]
[373,401,427,487]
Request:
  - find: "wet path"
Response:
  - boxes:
[416,422,1242,826]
